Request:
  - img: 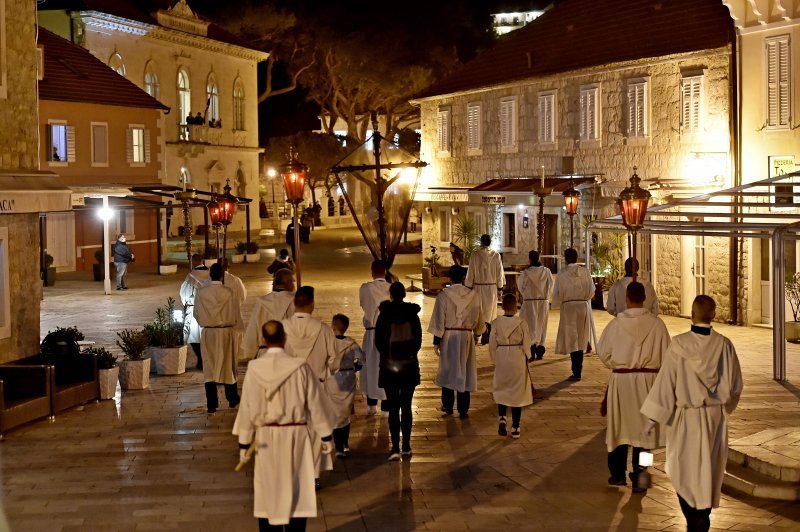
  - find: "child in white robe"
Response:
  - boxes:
[489,294,534,439]
[327,314,364,458]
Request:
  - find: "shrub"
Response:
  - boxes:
[144,297,185,348]
[246,241,259,254]
[84,346,117,369]
[116,329,149,361]
[235,241,247,254]
[46,326,85,342]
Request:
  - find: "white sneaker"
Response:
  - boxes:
[387,451,401,462]
[367,405,377,415]
[511,427,521,439]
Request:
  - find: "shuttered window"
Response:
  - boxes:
[467,104,481,151]
[91,123,108,165]
[48,122,74,163]
[681,75,703,133]
[627,81,648,137]
[766,35,791,129]
[437,108,450,153]
[127,126,151,164]
[538,92,555,144]
[500,98,517,149]
[579,86,599,141]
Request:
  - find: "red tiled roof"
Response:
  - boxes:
[416,0,733,99]
[37,28,169,110]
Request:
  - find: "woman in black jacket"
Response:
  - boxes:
[375,281,422,461]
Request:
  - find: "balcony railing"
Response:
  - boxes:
[178,124,224,145]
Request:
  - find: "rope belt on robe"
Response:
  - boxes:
[444,327,474,332]
[234,422,309,472]
[601,368,661,416]
[471,282,498,285]
[497,343,523,347]
[204,325,234,328]
[524,298,548,301]
[365,327,375,330]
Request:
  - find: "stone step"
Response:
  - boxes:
[724,462,800,501]
[728,445,800,482]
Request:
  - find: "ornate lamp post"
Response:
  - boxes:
[216,179,238,265]
[174,187,196,264]
[618,167,651,282]
[207,194,221,261]
[280,147,307,287]
[562,178,581,248]
[534,166,550,253]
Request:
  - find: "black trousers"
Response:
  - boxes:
[441,387,470,415]
[258,517,307,531]
[385,383,415,451]
[607,444,646,480]
[190,342,203,369]
[570,350,584,378]
[333,423,350,451]
[677,494,711,532]
[204,381,239,411]
[497,404,522,428]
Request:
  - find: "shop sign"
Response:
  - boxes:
[769,155,796,211]
[481,195,507,205]
[415,192,468,203]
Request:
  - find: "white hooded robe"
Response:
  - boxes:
[606,276,660,316]
[359,278,390,400]
[194,281,242,384]
[640,329,743,509]
[233,348,336,524]
[552,263,595,354]
[325,336,364,428]
[179,268,210,344]
[241,291,295,359]
[596,308,670,451]
[428,284,485,392]
[489,315,533,407]
[465,246,505,324]
[516,265,553,347]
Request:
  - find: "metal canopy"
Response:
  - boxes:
[586,171,800,381]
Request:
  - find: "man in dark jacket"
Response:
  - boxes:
[375,281,422,461]
[112,234,133,290]
[267,248,295,276]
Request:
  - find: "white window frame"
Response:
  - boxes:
[765,35,791,130]
[681,73,704,134]
[579,84,601,145]
[47,119,73,166]
[90,122,108,167]
[177,68,191,126]
[466,103,482,155]
[233,78,245,131]
[500,207,518,253]
[626,78,650,143]
[499,97,518,153]
[144,61,159,100]
[437,107,451,155]
[206,73,219,123]
[127,125,151,167]
[538,90,556,145]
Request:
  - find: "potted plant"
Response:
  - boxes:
[92,248,106,282]
[43,253,57,286]
[159,261,178,275]
[245,241,260,263]
[231,242,246,263]
[785,273,800,343]
[452,214,480,264]
[203,248,218,268]
[144,297,188,375]
[116,328,151,390]
[85,346,118,400]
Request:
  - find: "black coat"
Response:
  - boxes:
[375,300,422,388]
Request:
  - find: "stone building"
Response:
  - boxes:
[38,0,269,236]
[412,0,736,321]
[0,0,71,362]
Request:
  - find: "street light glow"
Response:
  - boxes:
[98,207,114,221]
[267,167,277,178]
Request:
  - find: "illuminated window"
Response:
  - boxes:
[48,121,74,163]
[108,52,125,77]
[681,75,703,133]
[127,126,150,165]
[206,73,219,123]
[177,68,191,125]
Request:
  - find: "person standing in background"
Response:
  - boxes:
[112,234,133,291]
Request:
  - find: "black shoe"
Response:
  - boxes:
[568,375,581,381]
[458,412,469,419]
[535,345,546,359]
[122,286,129,290]
[441,410,453,417]
[207,408,217,414]
[608,476,626,486]
[229,400,240,409]
[116,287,124,291]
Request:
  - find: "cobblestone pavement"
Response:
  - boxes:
[4,228,800,531]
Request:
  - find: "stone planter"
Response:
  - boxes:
[149,345,188,375]
[245,253,260,263]
[119,359,150,390]
[98,367,119,400]
[231,254,245,264]
[786,321,800,343]
[159,264,178,275]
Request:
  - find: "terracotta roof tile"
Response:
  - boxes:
[417,0,733,99]
[37,28,169,110]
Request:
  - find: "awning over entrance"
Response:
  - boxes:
[470,176,596,194]
[0,172,72,213]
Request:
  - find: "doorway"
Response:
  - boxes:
[45,213,76,272]
[681,235,706,317]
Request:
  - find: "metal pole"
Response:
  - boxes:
[103,195,111,295]
[374,130,387,263]
[569,214,575,248]
[222,224,228,285]
[156,207,162,274]
[293,203,302,287]
[772,231,785,381]
[536,192,546,253]
[631,230,638,283]
[215,225,220,262]
[203,207,210,258]
[245,203,251,248]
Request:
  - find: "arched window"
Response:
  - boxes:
[180,166,192,187]
[206,73,219,124]
[144,62,159,99]
[177,68,191,125]
[233,78,245,130]
[108,52,125,77]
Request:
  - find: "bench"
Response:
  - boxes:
[0,365,54,437]
[10,353,98,413]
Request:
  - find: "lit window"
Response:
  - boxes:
[766,35,791,129]
[499,98,517,149]
[627,80,648,137]
[108,53,125,77]
[538,92,555,144]
[233,78,245,130]
[127,126,150,164]
[681,75,703,133]
[579,86,600,141]
[206,73,219,123]
[48,122,74,163]
[467,103,481,151]
[144,62,159,99]
[177,68,191,125]
[437,108,450,154]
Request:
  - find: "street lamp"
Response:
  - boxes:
[207,194,222,262]
[562,178,580,247]
[211,179,237,267]
[280,147,307,287]
[618,167,651,282]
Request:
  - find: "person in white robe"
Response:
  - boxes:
[222,259,247,360]
[465,234,505,344]
[241,269,295,360]
[282,286,340,477]
[179,253,210,370]
[429,265,485,418]
[517,250,553,360]
[641,295,743,532]
[489,294,533,439]
[596,281,670,491]
[234,320,336,531]
[327,313,364,458]
[552,247,595,381]
[359,260,391,413]
[606,257,660,316]
[193,263,243,413]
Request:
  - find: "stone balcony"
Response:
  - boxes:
[173,124,249,157]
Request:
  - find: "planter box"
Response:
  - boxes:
[119,359,150,390]
[159,264,178,275]
[786,321,800,343]
[245,253,260,263]
[149,345,188,375]
[98,367,119,400]
[231,254,245,264]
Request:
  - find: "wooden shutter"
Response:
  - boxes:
[681,77,702,132]
[628,83,647,137]
[770,37,792,128]
[582,89,597,140]
[627,85,636,135]
[144,129,151,163]
[500,100,515,147]
[538,94,554,143]
[437,109,450,152]
[467,104,480,150]
[126,128,133,163]
[66,125,76,162]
